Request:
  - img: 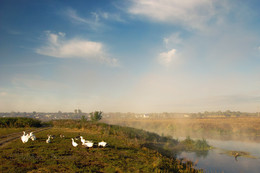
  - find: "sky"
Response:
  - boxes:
[0,0,260,113]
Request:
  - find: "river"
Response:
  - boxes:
[177,139,260,173]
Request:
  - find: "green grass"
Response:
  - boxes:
[0,128,36,138]
[0,120,205,173]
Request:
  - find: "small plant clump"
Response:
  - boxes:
[173,136,212,151]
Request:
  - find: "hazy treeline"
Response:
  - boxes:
[0,110,258,121]
[190,110,258,118]
[0,109,102,121]
[0,117,42,128]
[104,117,260,142]
[103,110,258,119]
[0,111,88,120]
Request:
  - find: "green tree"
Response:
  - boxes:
[81,115,86,122]
[78,109,82,114]
[90,111,103,121]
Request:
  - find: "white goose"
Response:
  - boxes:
[83,141,94,148]
[98,141,107,147]
[80,136,86,145]
[21,131,27,143]
[46,135,51,143]
[21,131,30,143]
[29,132,36,141]
[71,138,78,147]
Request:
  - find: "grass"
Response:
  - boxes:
[0,120,205,173]
[0,128,36,138]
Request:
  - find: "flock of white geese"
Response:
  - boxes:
[21,131,107,148]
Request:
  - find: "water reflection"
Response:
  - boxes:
[177,140,260,173]
[194,150,209,158]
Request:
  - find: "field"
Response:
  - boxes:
[0,128,37,137]
[103,117,260,142]
[0,120,205,173]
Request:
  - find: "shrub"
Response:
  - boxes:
[0,117,42,128]
[90,111,102,122]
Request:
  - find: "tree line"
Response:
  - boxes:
[0,117,42,128]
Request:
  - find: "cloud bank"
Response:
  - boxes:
[36,31,119,66]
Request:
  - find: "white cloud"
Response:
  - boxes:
[64,8,125,29]
[128,0,227,30]
[158,49,177,66]
[66,8,90,24]
[64,8,102,30]
[36,31,119,66]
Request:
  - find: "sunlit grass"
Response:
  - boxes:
[0,128,36,138]
[0,121,204,172]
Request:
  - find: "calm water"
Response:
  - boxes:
[177,139,260,173]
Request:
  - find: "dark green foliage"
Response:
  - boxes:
[0,117,42,128]
[90,111,102,121]
[195,139,211,150]
[177,136,211,151]
[81,115,86,123]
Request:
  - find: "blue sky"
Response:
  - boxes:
[0,0,260,113]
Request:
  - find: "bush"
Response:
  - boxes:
[0,117,42,128]
[90,111,102,121]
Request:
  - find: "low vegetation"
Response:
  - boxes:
[0,117,42,128]
[90,111,103,122]
[0,120,209,172]
[176,137,212,151]
[220,150,258,159]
